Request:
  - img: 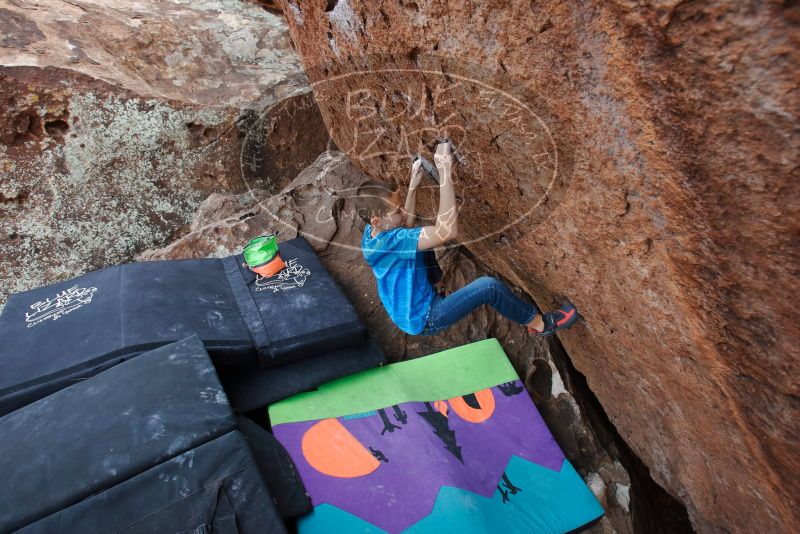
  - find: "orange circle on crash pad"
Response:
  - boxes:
[448,388,496,423]
[301,418,380,478]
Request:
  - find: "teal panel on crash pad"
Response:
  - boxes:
[409,457,603,534]
[269,338,518,425]
[297,503,386,534]
[297,457,604,534]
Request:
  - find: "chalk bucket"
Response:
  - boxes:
[244,234,285,277]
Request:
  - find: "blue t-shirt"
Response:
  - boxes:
[362,225,436,335]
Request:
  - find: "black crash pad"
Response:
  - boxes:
[0,336,285,533]
[224,237,364,366]
[18,431,285,534]
[236,416,312,520]
[219,335,386,413]
[0,237,366,416]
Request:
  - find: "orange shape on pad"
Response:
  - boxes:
[302,418,380,478]
[448,388,496,423]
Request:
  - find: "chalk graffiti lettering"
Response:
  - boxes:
[25,285,97,327]
[254,258,311,293]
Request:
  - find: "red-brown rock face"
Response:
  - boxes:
[276,1,799,531]
[0,0,329,304]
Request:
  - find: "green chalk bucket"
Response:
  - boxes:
[243,234,279,268]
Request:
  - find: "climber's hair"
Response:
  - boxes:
[354,180,399,223]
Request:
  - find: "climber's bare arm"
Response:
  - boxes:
[417,141,459,251]
[404,159,423,227]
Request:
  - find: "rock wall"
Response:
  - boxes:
[0,0,330,304]
[274,1,800,532]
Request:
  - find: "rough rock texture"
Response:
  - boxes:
[0,0,306,106]
[275,2,800,532]
[141,150,647,532]
[0,0,330,304]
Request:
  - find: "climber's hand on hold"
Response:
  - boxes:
[433,141,453,179]
[410,158,424,190]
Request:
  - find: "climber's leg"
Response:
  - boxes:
[419,276,538,335]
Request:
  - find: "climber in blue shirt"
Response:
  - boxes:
[358,141,580,337]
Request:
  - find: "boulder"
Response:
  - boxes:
[0,0,330,305]
[274,2,799,532]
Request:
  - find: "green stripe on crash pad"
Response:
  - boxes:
[269,338,518,425]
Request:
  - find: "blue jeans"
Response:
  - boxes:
[419,276,539,336]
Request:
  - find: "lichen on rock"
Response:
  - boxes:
[0,0,330,305]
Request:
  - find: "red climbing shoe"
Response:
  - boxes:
[528,302,580,336]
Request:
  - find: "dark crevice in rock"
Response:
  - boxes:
[247,0,283,15]
[186,122,205,138]
[44,119,69,137]
[546,336,695,533]
[526,358,552,403]
[237,211,258,221]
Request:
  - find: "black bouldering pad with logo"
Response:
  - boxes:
[0,237,367,416]
[224,237,365,367]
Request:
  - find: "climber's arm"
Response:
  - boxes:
[417,142,459,251]
[404,159,423,227]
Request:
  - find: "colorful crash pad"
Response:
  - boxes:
[269,338,604,534]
